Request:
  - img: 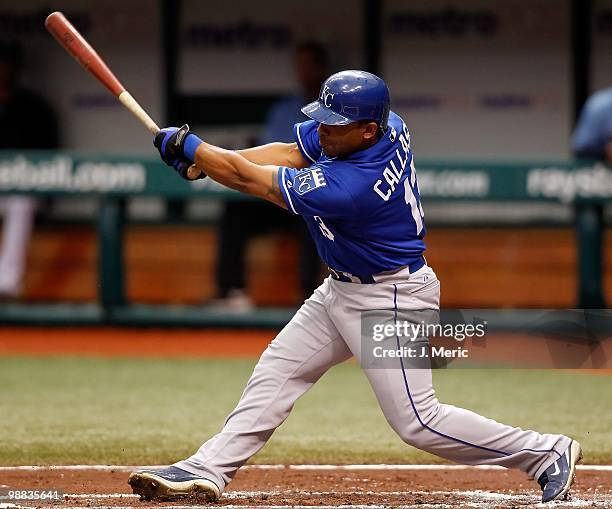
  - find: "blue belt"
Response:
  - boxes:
[329,256,426,284]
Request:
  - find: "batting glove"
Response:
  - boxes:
[167,157,199,180]
[154,125,207,180]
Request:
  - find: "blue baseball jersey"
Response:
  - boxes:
[277,111,426,275]
[571,87,612,158]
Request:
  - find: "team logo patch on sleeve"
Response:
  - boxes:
[293,168,327,195]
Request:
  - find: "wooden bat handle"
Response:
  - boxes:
[115,92,203,179]
[118,91,158,134]
[117,92,201,179]
[118,91,202,180]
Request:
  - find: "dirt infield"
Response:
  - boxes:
[2,327,611,370]
[0,328,272,358]
[1,466,611,509]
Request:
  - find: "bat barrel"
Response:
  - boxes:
[45,11,125,97]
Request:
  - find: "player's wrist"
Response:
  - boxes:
[183,133,204,162]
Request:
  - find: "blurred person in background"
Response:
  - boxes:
[571,86,612,163]
[571,87,612,309]
[210,41,329,311]
[0,41,59,299]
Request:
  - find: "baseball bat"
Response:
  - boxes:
[45,11,202,180]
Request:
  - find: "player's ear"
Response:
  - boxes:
[362,121,379,140]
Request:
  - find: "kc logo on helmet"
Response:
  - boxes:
[320,85,334,107]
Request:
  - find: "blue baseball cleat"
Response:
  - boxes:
[128,466,220,502]
[537,440,582,502]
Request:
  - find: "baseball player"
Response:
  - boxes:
[128,71,581,503]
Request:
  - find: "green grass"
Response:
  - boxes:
[0,357,610,465]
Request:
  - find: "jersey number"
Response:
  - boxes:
[404,159,424,235]
[314,216,334,240]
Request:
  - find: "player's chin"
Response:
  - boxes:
[321,145,338,158]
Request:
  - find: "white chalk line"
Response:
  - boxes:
[1,463,612,472]
[0,506,580,509]
[6,489,600,509]
[64,494,137,499]
[59,490,612,500]
[6,504,487,509]
[6,506,412,509]
[5,489,612,509]
[58,490,525,499]
[0,502,605,509]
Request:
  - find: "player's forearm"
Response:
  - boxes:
[238,143,309,168]
[192,142,286,208]
[194,142,254,191]
[152,126,286,207]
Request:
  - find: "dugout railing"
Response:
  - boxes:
[0,152,609,326]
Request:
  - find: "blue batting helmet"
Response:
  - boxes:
[301,70,390,130]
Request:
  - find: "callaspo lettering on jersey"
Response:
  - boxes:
[277,111,426,276]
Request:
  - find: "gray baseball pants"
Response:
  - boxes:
[176,265,570,493]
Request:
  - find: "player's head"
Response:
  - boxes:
[301,70,390,157]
